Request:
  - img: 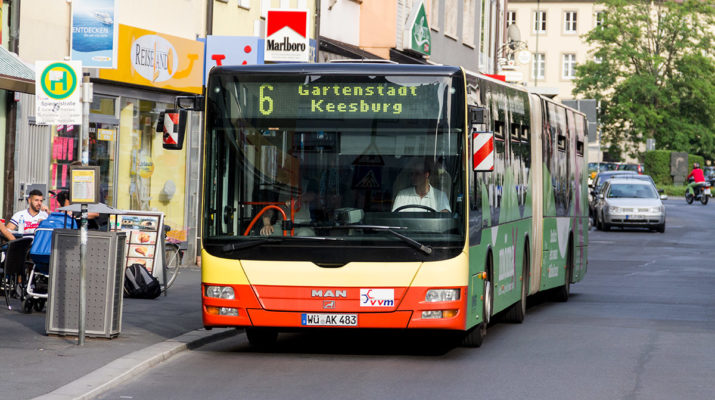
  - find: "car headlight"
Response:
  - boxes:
[608,206,622,214]
[205,285,235,299]
[650,206,664,213]
[425,289,460,302]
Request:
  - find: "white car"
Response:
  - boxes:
[593,178,666,233]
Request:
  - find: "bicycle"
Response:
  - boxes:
[162,226,185,293]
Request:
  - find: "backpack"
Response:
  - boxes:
[30,212,78,266]
[124,263,161,299]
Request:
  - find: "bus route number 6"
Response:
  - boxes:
[259,84,274,116]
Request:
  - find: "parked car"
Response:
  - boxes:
[616,163,644,174]
[593,178,666,232]
[589,170,639,218]
[588,162,620,186]
[704,166,715,187]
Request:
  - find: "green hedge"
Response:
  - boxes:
[644,151,705,186]
[644,150,672,185]
[688,154,705,171]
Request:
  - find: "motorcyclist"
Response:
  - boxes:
[686,162,706,196]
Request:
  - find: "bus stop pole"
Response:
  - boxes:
[78,72,92,346]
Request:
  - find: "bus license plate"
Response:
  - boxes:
[301,313,357,326]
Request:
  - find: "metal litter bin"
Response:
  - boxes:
[46,229,127,338]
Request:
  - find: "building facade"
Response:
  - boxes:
[505,0,603,162]
[12,0,208,262]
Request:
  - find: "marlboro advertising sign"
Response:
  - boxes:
[264,9,310,62]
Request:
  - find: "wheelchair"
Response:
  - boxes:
[0,237,34,312]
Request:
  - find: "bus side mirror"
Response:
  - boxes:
[160,109,187,150]
[176,95,204,111]
[472,131,494,172]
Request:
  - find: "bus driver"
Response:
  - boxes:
[392,158,451,213]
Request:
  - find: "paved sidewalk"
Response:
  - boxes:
[0,267,237,399]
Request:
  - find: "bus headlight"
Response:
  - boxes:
[205,285,235,299]
[425,289,460,302]
[421,310,458,319]
[206,306,239,316]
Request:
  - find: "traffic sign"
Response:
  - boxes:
[35,61,83,125]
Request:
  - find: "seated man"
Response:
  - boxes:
[392,158,451,212]
[0,189,49,241]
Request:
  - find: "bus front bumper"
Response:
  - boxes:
[202,284,467,330]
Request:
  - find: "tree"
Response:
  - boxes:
[573,0,715,160]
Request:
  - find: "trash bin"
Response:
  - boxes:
[46,229,127,338]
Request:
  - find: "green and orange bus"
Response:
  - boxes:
[198,63,588,347]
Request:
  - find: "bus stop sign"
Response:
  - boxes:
[35,61,82,125]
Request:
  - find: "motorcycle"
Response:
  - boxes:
[685,178,710,205]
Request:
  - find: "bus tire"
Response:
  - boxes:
[462,323,486,348]
[246,327,278,349]
[505,243,529,323]
[463,253,493,347]
[553,238,573,302]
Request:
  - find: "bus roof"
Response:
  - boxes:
[210,63,462,77]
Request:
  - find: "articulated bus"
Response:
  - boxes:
[199,63,588,347]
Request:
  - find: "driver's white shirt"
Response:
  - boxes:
[392,185,451,212]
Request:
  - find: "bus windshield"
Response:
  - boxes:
[204,71,465,262]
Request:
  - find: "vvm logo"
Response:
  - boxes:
[360,289,394,307]
[40,63,78,100]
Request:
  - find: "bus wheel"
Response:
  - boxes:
[246,328,278,349]
[463,256,493,347]
[553,239,573,302]
[505,244,529,323]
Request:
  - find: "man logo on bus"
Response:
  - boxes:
[360,289,394,307]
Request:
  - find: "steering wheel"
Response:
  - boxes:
[393,205,438,213]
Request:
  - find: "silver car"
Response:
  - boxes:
[593,178,666,232]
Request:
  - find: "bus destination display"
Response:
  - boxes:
[240,81,442,120]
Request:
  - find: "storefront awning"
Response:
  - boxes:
[0,46,34,94]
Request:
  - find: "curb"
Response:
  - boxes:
[32,328,239,400]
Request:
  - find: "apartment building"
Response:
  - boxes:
[504,0,603,161]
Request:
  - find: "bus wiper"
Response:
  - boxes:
[322,225,432,255]
[222,236,343,253]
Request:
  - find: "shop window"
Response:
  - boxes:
[118,98,188,243]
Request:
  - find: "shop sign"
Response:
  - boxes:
[98,128,115,141]
[99,24,204,94]
[204,36,263,84]
[403,0,431,56]
[71,0,118,69]
[35,61,83,125]
[264,9,310,62]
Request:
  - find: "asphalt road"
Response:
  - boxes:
[98,199,715,400]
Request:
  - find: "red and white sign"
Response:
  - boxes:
[264,9,310,62]
[472,132,495,171]
[162,112,180,145]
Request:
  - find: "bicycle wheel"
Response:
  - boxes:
[163,243,181,291]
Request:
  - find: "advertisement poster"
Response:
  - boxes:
[117,212,163,274]
[71,0,118,69]
[264,9,310,62]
